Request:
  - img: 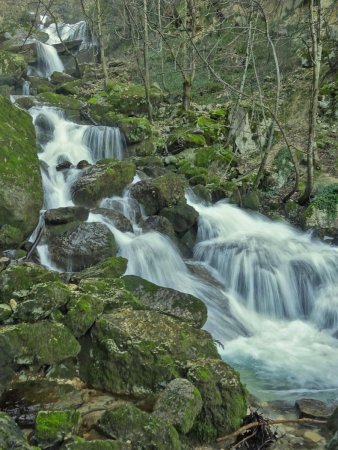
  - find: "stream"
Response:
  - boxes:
[21,20,338,407]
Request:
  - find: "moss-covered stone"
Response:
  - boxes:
[0,224,24,250]
[55,79,86,96]
[128,139,156,157]
[104,112,152,145]
[71,160,136,207]
[71,257,128,282]
[63,292,104,337]
[0,303,12,322]
[152,173,187,207]
[79,309,219,395]
[98,404,182,450]
[196,115,225,143]
[36,92,82,114]
[0,262,60,303]
[44,206,89,225]
[0,97,43,238]
[0,411,32,449]
[0,50,26,76]
[35,410,80,446]
[186,358,247,443]
[14,281,71,322]
[153,378,202,434]
[123,275,207,328]
[168,128,206,154]
[0,321,80,367]
[66,440,128,449]
[160,203,199,233]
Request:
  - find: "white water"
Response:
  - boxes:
[45,21,97,50]
[22,80,30,95]
[28,41,64,78]
[28,39,338,403]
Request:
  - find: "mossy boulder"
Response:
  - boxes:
[0,97,43,239]
[130,173,186,216]
[28,76,54,94]
[66,440,128,449]
[123,275,207,328]
[153,378,203,434]
[0,224,24,250]
[44,206,89,225]
[160,204,199,233]
[196,115,225,143]
[14,281,71,322]
[128,139,156,157]
[104,112,152,145]
[0,303,12,322]
[0,411,32,450]
[141,215,176,239]
[71,256,127,282]
[71,160,136,207]
[91,208,133,232]
[186,358,247,443]
[46,221,117,272]
[36,92,82,119]
[0,321,80,367]
[35,409,80,447]
[97,404,181,450]
[55,79,86,96]
[0,50,26,76]
[63,292,104,337]
[0,262,60,302]
[167,128,206,154]
[79,309,219,395]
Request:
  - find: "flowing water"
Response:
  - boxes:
[27,34,338,404]
[28,41,64,78]
[44,21,97,50]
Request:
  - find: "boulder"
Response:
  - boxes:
[326,431,338,450]
[160,204,199,233]
[167,128,206,154]
[295,398,333,420]
[91,208,133,232]
[63,292,104,337]
[0,262,60,302]
[71,160,136,207]
[97,404,181,450]
[34,410,80,447]
[79,309,218,395]
[141,215,176,239]
[36,92,83,120]
[0,224,24,250]
[0,321,80,367]
[45,206,89,225]
[153,378,203,434]
[71,256,127,283]
[186,358,247,443]
[66,440,128,449]
[327,406,338,432]
[0,303,12,322]
[101,112,152,145]
[0,97,43,239]
[13,281,71,322]
[0,412,32,450]
[46,221,117,272]
[123,275,207,328]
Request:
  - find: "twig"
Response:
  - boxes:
[217,418,327,442]
[232,430,256,449]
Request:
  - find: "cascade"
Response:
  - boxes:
[22,80,30,95]
[26,26,338,404]
[44,21,97,50]
[28,41,64,78]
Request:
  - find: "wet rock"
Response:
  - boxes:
[71,160,136,207]
[0,262,60,302]
[91,208,133,232]
[0,321,80,368]
[123,275,207,328]
[34,409,80,447]
[186,358,247,443]
[327,406,338,432]
[97,404,181,450]
[160,204,199,233]
[0,224,24,250]
[0,256,10,272]
[45,206,89,225]
[13,281,71,322]
[167,128,206,154]
[0,303,12,322]
[77,160,91,169]
[66,440,128,449]
[327,431,338,450]
[71,256,128,283]
[0,411,32,449]
[56,160,73,171]
[141,215,176,239]
[50,71,74,85]
[63,292,104,337]
[79,309,218,395]
[295,398,333,420]
[303,430,323,444]
[153,378,202,434]
[46,221,117,272]
[35,111,55,145]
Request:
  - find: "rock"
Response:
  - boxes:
[50,71,74,84]
[128,139,156,157]
[91,208,133,232]
[71,256,127,283]
[14,96,35,110]
[327,406,338,432]
[0,411,32,449]
[101,112,152,145]
[46,221,117,272]
[153,378,203,434]
[0,256,10,272]
[123,275,207,328]
[295,398,333,420]
[303,430,323,444]
[34,111,55,145]
[141,215,176,239]
[79,309,219,395]
[326,431,338,450]
[97,404,181,450]
[0,50,26,77]
[0,303,12,322]
[242,190,261,211]
[34,410,80,447]
[0,262,60,302]
[168,128,207,154]
[56,160,73,171]
[66,440,128,449]
[71,160,136,207]
[160,204,199,233]
[0,321,80,368]
[0,97,43,239]
[0,224,24,250]
[36,92,83,120]
[63,292,104,337]
[130,173,186,216]
[45,206,89,225]
[186,358,247,443]
[77,160,91,169]
[13,281,71,322]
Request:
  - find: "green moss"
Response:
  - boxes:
[197,115,224,143]
[152,172,187,207]
[105,112,152,144]
[63,293,104,337]
[36,92,82,111]
[0,50,26,76]
[72,256,128,282]
[0,224,23,250]
[312,183,338,223]
[35,410,80,444]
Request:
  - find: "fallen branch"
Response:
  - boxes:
[231,430,256,449]
[217,417,327,442]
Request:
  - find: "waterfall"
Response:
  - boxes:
[82,126,126,161]
[45,21,97,50]
[29,41,64,78]
[22,80,30,95]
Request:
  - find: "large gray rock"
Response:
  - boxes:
[46,221,117,271]
[91,208,133,232]
[0,412,32,449]
[45,206,89,225]
[160,204,199,233]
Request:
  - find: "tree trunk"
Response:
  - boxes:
[183,78,192,111]
[96,0,109,88]
[143,0,153,122]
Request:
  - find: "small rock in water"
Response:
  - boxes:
[295,398,333,420]
[303,430,323,444]
[77,160,90,169]
[56,160,72,171]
